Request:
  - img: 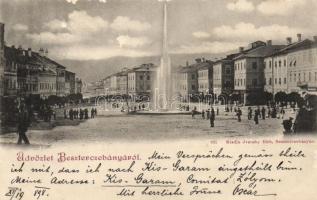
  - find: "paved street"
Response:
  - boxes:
[0,106,289,147]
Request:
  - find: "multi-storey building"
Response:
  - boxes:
[264,35,317,96]
[65,70,76,95]
[287,38,317,93]
[177,59,204,102]
[75,78,82,94]
[197,60,213,97]
[127,63,157,98]
[213,53,238,101]
[234,41,285,104]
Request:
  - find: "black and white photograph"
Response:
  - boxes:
[0,1,317,200]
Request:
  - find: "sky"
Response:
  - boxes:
[0,0,317,62]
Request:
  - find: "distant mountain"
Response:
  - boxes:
[57,52,227,83]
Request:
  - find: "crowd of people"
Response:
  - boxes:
[64,107,98,120]
[190,104,295,132]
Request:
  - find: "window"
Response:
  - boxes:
[284,60,287,67]
[294,73,296,82]
[279,61,282,67]
[275,78,277,84]
[309,72,311,81]
[192,85,195,90]
[147,75,150,80]
[226,68,231,74]
[279,78,281,85]
[264,61,266,69]
[140,75,143,80]
[252,79,257,86]
[269,78,272,85]
[290,73,292,82]
[252,62,257,70]
[284,78,287,84]
[275,61,277,68]
[269,61,272,68]
[192,74,195,80]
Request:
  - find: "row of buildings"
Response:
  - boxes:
[0,23,82,103]
[97,34,317,104]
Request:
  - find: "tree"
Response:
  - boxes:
[274,91,287,103]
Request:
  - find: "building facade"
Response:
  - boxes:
[127,63,156,98]
[287,40,317,93]
[65,70,76,95]
[213,54,236,100]
[197,61,213,97]
[234,41,285,104]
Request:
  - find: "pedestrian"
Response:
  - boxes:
[254,109,259,124]
[280,108,285,119]
[268,107,271,118]
[261,107,266,120]
[206,109,210,120]
[202,110,205,119]
[283,117,293,134]
[79,109,83,120]
[69,108,73,120]
[94,108,97,116]
[64,109,67,119]
[192,106,197,118]
[17,104,31,145]
[217,107,219,115]
[84,108,89,119]
[236,107,242,122]
[247,107,252,120]
[91,108,94,118]
[210,108,215,127]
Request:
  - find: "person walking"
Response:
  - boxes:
[254,109,259,124]
[84,108,89,119]
[17,104,31,145]
[237,107,242,122]
[216,107,219,115]
[91,108,94,118]
[247,107,252,120]
[210,108,215,127]
[261,107,266,120]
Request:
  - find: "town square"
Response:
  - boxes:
[0,0,317,146]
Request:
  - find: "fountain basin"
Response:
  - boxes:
[128,110,192,115]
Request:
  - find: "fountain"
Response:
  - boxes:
[133,0,190,115]
[154,0,172,111]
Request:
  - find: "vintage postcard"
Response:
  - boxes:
[0,0,316,199]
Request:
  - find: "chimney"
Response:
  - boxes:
[39,48,44,56]
[239,47,244,53]
[313,36,317,42]
[286,37,292,45]
[266,40,272,46]
[195,58,202,63]
[27,48,32,57]
[0,23,4,50]
[297,33,302,42]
